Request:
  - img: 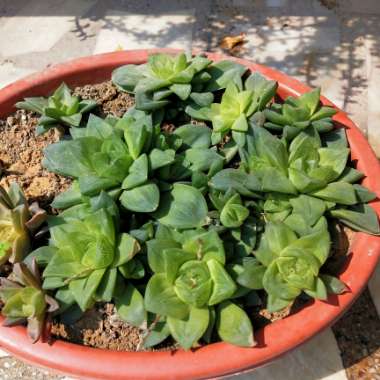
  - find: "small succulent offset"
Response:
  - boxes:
[144,227,255,349]
[186,73,277,145]
[16,83,97,135]
[0,260,59,342]
[264,88,337,139]
[0,183,46,265]
[209,190,250,228]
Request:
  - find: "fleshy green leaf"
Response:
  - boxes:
[142,315,170,348]
[167,307,209,350]
[266,294,291,312]
[310,182,357,205]
[209,169,261,196]
[207,259,237,305]
[236,258,266,289]
[145,274,189,319]
[153,184,208,229]
[216,301,255,347]
[205,61,247,91]
[95,268,117,302]
[320,274,348,295]
[115,284,147,328]
[262,261,301,300]
[112,64,146,92]
[120,182,160,212]
[149,149,175,171]
[69,269,106,311]
[173,124,212,149]
[330,204,380,235]
[112,233,140,267]
[122,154,148,189]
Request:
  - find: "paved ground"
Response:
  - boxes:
[0,0,380,379]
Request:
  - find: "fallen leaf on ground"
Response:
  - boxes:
[220,33,247,51]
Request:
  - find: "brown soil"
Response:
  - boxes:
[333,288,380,379]
[0,109,71,208]
[51,303,178,352]
[253,296,307,328]
[73,81,135,118]
[51,303,144,351]
[0,81,135,210]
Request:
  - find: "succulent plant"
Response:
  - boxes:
[0,260,58,342]
[16,83,97,135]
[112,53,249,116]
[112,53,212,112]
[186,72,277,146]
[264,88,337,140]
[42,112,137,206]
[8,53,377,349]
[40,196,144,315]
[0,183,46,265]
[46,110,223,222]
[236,122,379,234]
[144,226,255,349]
[209,190,250,228]
[249,218,349,312]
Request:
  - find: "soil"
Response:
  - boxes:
[51,303,144,351]
[73,81,135,118]
[0,110,71,209]
[333,288,380,380]
[0,80,375,360]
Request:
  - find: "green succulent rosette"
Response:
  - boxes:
[112,53,248,115]
[30,193,144,322]
[16,83,97,135]
[236,122,379,235]
[0,260,58,342]
[0,183,46,265]
[186,72,277,146]
[144,227,255,349]
[252,219,345,311]
[112,53,212,112]
[264,88,337,140]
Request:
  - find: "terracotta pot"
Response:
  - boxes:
[0,50,379,380]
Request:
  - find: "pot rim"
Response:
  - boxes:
[0,49,379,380]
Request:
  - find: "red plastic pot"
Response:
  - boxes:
[0,50,379,380]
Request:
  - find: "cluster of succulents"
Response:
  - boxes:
[1,53,378,349]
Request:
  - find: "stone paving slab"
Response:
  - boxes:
[227,329,347,380]
[0,62,35,89]
[93,9,195,53]
[0,0,95,56]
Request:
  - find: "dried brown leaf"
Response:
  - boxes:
[220,33,247,51]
